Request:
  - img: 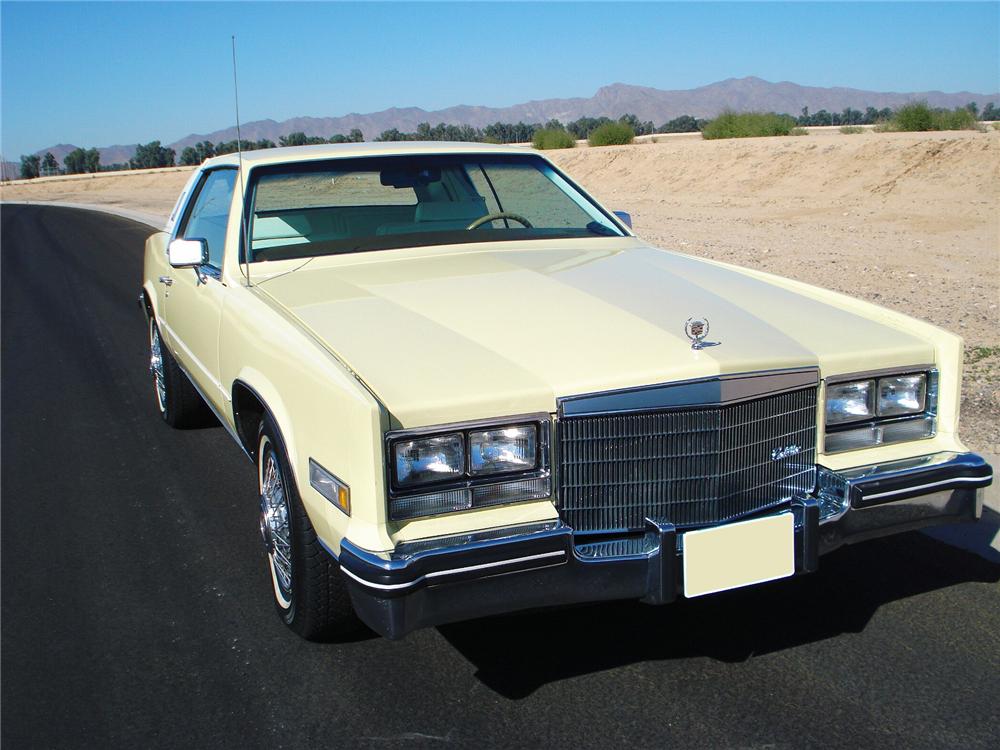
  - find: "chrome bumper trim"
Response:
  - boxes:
[818,451,992,513]
[341,550,567,592]
[336,450,991,639]
[863,474,991,501]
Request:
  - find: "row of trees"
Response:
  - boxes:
[21,147,101,178]
[179,139,275,165]
[371,114,665,143]
[16,100,1000,179]
[130,141,176,169]
[797,101,999,127]
[797,106,895,126]
[978,102,999,120]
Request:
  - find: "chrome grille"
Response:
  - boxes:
[557,386,817,532]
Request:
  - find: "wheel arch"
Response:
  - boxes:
[231,376,297,467]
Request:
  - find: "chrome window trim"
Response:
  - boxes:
[169,165,238,277]
[557,367,818,417]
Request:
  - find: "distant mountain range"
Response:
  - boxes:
[26,77,1000,166]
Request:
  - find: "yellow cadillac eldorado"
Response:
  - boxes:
[141,142,993,640]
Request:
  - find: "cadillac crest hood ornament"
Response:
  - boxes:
[684,317,719,350]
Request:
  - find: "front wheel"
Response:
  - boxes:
[257,418,360,640]
[148,317,210,428]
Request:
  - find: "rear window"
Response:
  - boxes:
[254,171,417,211]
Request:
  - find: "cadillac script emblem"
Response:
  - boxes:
[684,317,712,350]
[770,444,802,461]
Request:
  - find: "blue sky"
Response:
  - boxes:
[2,1,998,157]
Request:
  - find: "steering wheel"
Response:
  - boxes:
[466,212,534,230]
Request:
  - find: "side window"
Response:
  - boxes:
[178,169,237,269]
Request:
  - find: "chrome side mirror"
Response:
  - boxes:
[168,238,208,268]
[613,211,633,229]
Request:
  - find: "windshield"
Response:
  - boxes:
[246,154,624,261]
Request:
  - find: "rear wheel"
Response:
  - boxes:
[148,316,210,428]
[257,417,359,640]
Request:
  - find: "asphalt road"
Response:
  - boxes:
[2,204,998,749]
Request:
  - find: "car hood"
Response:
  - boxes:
[256,239,933,427]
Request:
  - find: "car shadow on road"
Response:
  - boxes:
[437,530,1000,699]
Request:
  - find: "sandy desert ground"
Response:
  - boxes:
[3,129,997,451]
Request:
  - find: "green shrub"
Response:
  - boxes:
[701,111,799,139]
[934,107,978,130]
[789,127,809,136]
[893,102,936,131]
[888,101,979,132]
[840,125,866,134]
[532,128,576,150]
[588,122,635,146]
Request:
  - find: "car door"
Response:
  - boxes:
[162,167,237,413]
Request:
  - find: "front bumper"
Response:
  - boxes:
[337,451,993,639]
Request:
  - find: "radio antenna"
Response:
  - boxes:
[232,35,251,287]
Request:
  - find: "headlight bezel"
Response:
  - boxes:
[823,368,937,454]
[385,414,551,521]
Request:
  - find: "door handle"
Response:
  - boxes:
[158,276,174,286]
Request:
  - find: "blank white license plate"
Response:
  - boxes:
[683,512,795,598]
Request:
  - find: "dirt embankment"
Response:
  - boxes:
[4,130,998,450]
[1,167,194,217]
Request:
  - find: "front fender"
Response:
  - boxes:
[142,231,170,335]
[219,284,392,555]
[232,369,298,470]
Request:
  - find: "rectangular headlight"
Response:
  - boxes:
[386,416,550,521]
[877,374,926,417]
[469,425,537,476]
[393,433,464,489]
[825,380,874,425]
[824,370,936,454]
